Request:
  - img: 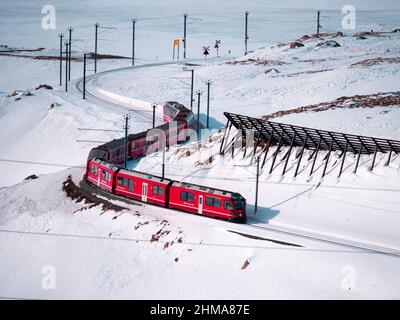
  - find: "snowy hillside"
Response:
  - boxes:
[1,1,400,299]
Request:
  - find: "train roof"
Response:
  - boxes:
[99,137,125,150]
[171,180,244,198]
[118,168,173,185]
[90,158,120,171]
[165,101,190,112]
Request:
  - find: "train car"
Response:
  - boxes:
[128,131,147,158]
[87,138,126,164]
[163,101,195,129]
[85,100,247,223]
[114,169,173,206]
[168,181,247,222]
[86,158,120,192]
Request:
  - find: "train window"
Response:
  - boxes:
[206,197,221,208]
[90,165,98,175]
[180,191,187,201]
[224,200,234,211]
[152,185,164,196]
[117,177,123,185]
[123,178,129,187]
[102,171,112,181]
[180,191,194,202]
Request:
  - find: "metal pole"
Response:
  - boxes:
[338,141,348,177]
[196,91,202,140]
[370,146,378,171]
[317,10,321,36]
[65,42,69,92]
[68,27,73,81]
[59,33,63,86]
[162,147,165,179]
[183,13,187,59]
[206,80,211,128]
[190,69,194,110]
[124,114,129,169]
[132,19,136,66]
[386,148,393,166]
[353,145,362,174]
[83,53,86,99]
[152,103,156,128]
[94,23,99,73]
[254,156,259,214]
[245,11,249,55]
[310,139,321,176]
[294,136,308,177]
[322,140,333,178]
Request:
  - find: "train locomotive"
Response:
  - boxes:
[85,101,247,223]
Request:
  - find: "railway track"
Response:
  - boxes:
[73,57,400,260]
[81,178,400,258]
[74,57,225,121]
[245,219,400,258]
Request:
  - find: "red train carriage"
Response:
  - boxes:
[114,169,172,206]
[85,100,247,223]
[86,158,119,192]
[168,181,247,222]
[163,101,195,129]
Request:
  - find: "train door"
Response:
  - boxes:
[198,195,203,214]
[97,170,101,187]
[128,179,134,193]
[142,183,148,202]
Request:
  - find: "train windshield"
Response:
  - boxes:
[231,193,246,210]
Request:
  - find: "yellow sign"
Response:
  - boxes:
[173,39,180,46]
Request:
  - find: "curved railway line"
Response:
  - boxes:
[73,59,400,259]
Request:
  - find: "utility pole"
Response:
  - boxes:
[254,156,260,214]
[68,27,73,81]
[83,53,87,99]
[190,69,194,110]
[245,11,249,55]
[94,23,99,73]
[65,42,69,92]
[132,19,136,66]
[123,114,130,169]
[58,33,63,86]
[196,90,202,140]
[162,147,165,179]
[183,67,194,110]
[205,80,211,128]
[152,103,156,128]
[183,13,187,59]
[317,10,321,37]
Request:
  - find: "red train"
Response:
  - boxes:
[85,101,247,222]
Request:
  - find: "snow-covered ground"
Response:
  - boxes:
[1,1,400,299]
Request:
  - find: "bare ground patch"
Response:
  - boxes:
[350,57,400,68]
[262,91,400,120]
[62,175,126,213]
[226,58,288,66]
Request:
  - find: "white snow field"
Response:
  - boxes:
[1,0,400,299]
